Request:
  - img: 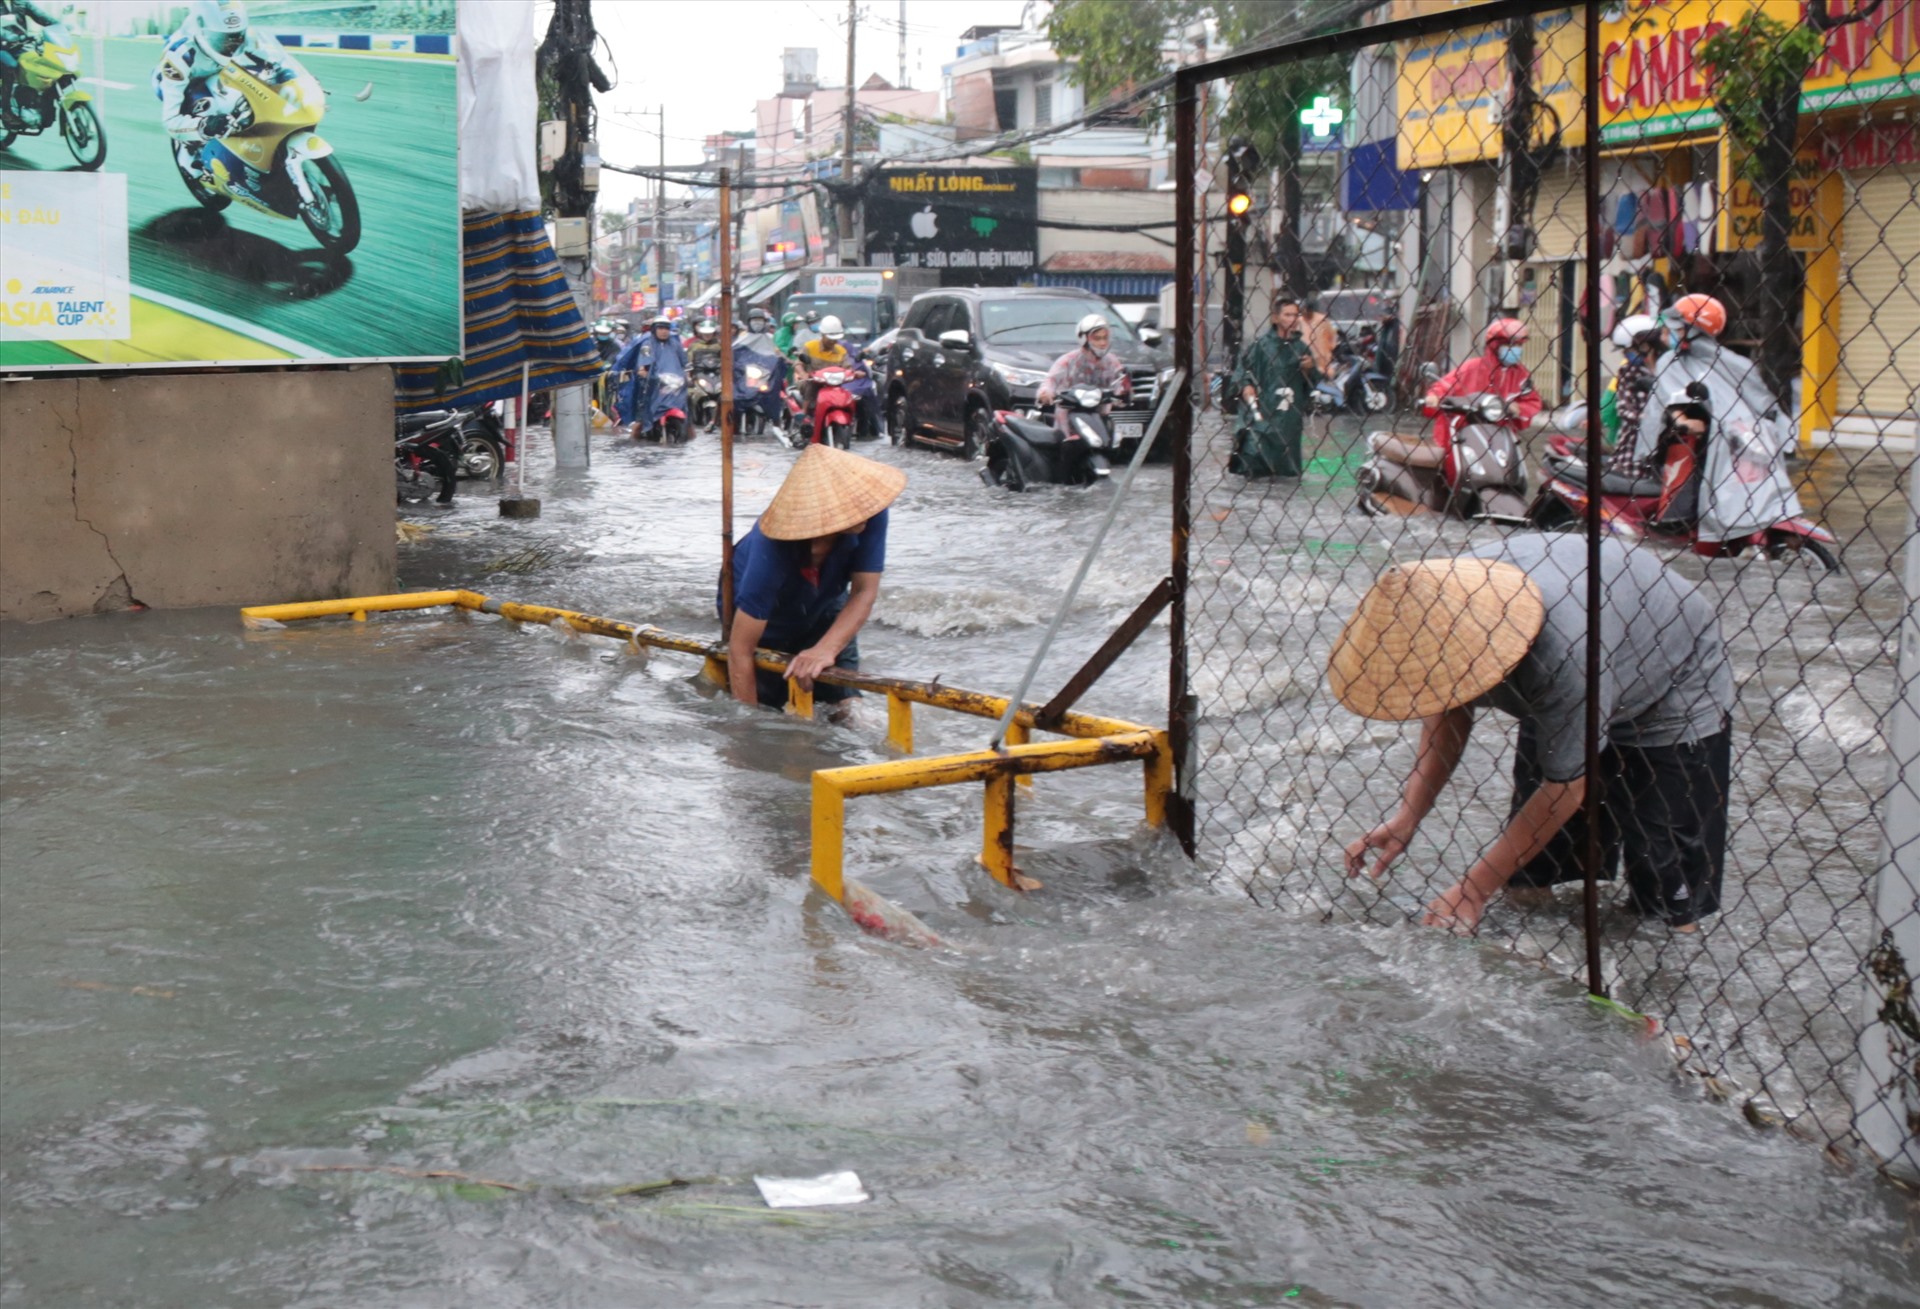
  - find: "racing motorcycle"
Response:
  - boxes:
[982,385,1117,491]
[173,48,360,255]
[1355,374,1529,522]
[0,20,106,169]
[1527,381,1839,571]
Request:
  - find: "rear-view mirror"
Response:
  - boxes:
[1418,361,1440,383]
[1140,327,1164,347]
[938,329,972,350]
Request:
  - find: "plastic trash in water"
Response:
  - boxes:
[752,1170,869,1209]
[843,878,943,948]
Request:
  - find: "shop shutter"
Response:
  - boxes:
[1838,164,1920,418]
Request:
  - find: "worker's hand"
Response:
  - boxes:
[1422,880,1487,934]
[1241,385,1257,401]
[786,644,837,692]
[1345,817,1413,880]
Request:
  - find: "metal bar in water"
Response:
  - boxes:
[1580,0,1608,1000]
[1035,577,1175,729]
[1170,74,1198,858]
[986,371,1187,754]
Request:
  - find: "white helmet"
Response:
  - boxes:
[1077,313,1110,341]
[1610,313,1661,350]
[192,0,250,59]
[819,314,845,341]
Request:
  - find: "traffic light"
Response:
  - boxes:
[1222,136,1261,378]
[1225,136,1260,230]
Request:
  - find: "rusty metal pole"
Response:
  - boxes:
[1169,71,1199,857]
[719,167,737,639]
[1580,1,1607,999]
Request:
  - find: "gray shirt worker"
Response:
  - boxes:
[1472,531,1735,925]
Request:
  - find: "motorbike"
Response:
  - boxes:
[806,365,860,449]
[0,22,105,168]
[173,48,359,255]
[396,405,505,482]
[395,415,463,505]
[689,360,724,433]
[1354,378,1530,522]
[981,385,1117,491]
[1312,325,1392,416]
[636,366,691,443]
[731,349,792,444]
[1527,380,1839,571]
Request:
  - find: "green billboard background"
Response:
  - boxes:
[0,0,460,370]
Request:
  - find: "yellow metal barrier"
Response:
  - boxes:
[240,590,1172,937]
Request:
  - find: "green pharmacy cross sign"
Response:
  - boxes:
[1301,95,1344,139]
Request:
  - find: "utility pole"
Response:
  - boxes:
[655,103,668,308]
[898,0,906,89]
[539,0,609,471]
[839,0,857,266]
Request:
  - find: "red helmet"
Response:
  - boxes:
[1484,317,1529,347]
[1663,293,1726,339]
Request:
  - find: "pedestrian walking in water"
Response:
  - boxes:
[722,444,906,713]
[1331,534,1734,933]
[1230,293,1315,478]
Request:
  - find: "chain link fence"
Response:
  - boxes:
[1170,0,1917,1176]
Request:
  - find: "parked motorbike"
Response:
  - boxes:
[1312,325,1391,416]
[395,415,462,504]
[806,365,860,449]
[1355,377,1529,522]
[981,385,1117,491]
[396,405,504,481]
[690,361,724,433]
[173,48,359,255]
[1527,381,1839,571]
[0,21,105,168]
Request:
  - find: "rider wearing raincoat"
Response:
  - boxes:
[1629,294,1809,544]
[613,316,689,435]
[1230,294,1315,478]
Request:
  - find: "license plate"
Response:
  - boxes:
[1114,421,1145,442]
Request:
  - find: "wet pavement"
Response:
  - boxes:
[3,424,1916,1306]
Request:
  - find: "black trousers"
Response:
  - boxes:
[1507,723,1731,927]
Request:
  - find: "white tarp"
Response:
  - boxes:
[457,0,538,212]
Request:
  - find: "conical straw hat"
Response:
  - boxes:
[758,445,908,540]
[1327,558,1545,721]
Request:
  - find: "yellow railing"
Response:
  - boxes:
[240,591,1171,937]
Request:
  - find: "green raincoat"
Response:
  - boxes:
[1229,326,1312,478]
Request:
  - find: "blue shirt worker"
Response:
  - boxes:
[724,444,907,710]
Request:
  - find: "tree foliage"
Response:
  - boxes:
[1697,13,1824,185]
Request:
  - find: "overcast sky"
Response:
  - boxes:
[584,0,1034,217]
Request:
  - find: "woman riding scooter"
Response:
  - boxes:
[1359,319,1539,507]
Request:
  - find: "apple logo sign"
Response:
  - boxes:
[910,205,939,240]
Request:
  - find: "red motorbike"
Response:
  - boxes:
[1527,381,1839,571]
[806,365,860,449]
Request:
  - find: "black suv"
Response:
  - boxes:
[881,287,1173,459]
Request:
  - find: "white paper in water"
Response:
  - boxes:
[752,1170,869,1208]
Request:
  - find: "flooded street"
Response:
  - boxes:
[3,427,1916,1306]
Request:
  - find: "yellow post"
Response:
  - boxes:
[1006,719,1032,788]
[981,772,1016,888]
[1799,170,1844,451]
[811,776,847,903]
[886,692,913,753]
[788,680,814,720]
[1143,731,1173,829]
[702,656,728,688]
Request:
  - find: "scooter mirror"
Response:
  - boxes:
[1140,327,1164,347]
[937,329,973,351]
[1418,361,1440,384]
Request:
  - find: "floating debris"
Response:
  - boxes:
[753,1170,869,1209]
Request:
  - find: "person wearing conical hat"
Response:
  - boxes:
[723,444,907,709]
[1330,534,1734,934]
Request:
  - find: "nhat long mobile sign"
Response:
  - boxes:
[0,0,461,371]
[863,167,1038,285]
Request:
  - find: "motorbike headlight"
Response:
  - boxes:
[745,365,767,380]
[1478,395,1507,422]
[991,362,1048,388]
[1084,430,1106,449]
[657,373,684,388]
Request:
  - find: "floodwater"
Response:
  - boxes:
[3,425,1915,1307]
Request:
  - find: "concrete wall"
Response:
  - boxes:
[1,367,396,622]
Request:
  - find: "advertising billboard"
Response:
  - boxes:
[0,0,461,371]
[864,166,1037,285]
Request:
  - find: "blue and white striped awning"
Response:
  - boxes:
[1036,272,1175,300]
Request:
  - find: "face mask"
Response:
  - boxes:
[1496,345,1524,366]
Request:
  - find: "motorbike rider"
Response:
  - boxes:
[774,311,801,359]
[1604,313,1665,473]
[611,316,686,435]
[1037,314,1131,434]
[687,316,722,372]
[0,0,60,119]
[1630,294,1747,474]
[795,315,877,436]
[735,308,778,356]
[154,0,299,183]
[1420,317,1542,455]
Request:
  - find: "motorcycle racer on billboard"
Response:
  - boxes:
[150,0,360,255]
